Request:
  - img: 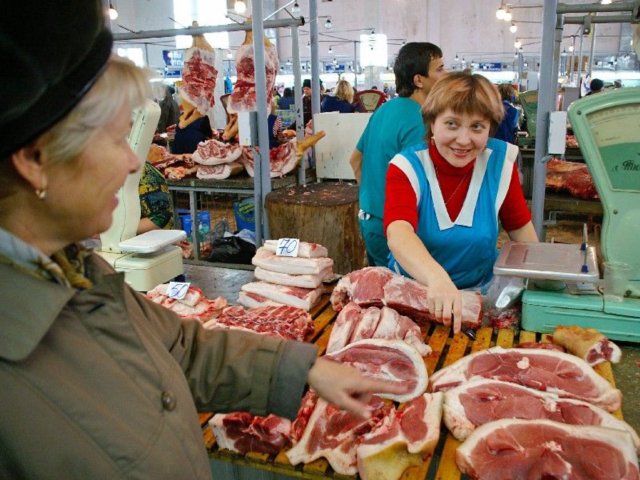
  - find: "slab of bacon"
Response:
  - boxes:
[196,162,244,180]
[145,283,227,323]
[203,304,314,342]
[192,138,243,165]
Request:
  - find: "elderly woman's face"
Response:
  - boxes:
[431,108,490,168]
[46,102,140,240]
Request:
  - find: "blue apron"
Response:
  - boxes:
[388,138,516,289]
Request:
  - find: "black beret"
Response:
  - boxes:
[0,0,113,157]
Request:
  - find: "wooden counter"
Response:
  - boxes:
[199,295,625,479]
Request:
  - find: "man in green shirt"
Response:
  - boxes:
[350,42,446,266]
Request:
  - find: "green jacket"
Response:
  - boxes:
[0,254,317,479]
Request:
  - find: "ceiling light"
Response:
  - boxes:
[370,29,375,35]
[292,2,300,14]
[510,22,517,33]
[234,0,246,14]
[455,54,459,61]
[108,3,118,20]
[496,4,506,20]
[514,38,522,49]
[324,17,332,29]
[503,9,512,22]
[227,51,233,59]
[328,46,333,53]
[568,45,574,52]
[600,0,612,4]
[514,50,519,58]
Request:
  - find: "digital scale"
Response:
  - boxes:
[495,87,640,342]
[98,100,185,291]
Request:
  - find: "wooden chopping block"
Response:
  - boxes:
[265,182,365,274]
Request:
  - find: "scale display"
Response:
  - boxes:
[585,103,640,192]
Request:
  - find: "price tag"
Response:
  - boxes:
[275,238,300,257]
[167,281,190,300]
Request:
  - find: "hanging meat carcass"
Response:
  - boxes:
[229,30,278,113]
[178,23,218,130]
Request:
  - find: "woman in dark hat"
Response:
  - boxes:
[0,2,401,478]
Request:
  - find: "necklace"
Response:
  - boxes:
[434,164,473,206]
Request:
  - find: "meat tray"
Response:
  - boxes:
[200,295,623,479]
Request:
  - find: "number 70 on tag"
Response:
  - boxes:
[276,238,300,257]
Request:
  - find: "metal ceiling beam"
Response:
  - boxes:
[113,17,304,41]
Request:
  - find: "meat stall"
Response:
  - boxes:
[197,289,632,479]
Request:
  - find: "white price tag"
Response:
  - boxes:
[275,238,300,257]
[167,281,190,300]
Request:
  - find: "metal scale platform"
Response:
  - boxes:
[497,88,640,342]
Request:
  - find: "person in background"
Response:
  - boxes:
[493,83,520,145]
[0,2,403,478]
[279,87,295,110]
[172,111,213,154]
[289,78,322,131]
[350,42,446,266]
[384,72,537,333]
[587,78,604,95]
[137,161,175,234]
[321,79,356,113]
[156,85,180,133]
[302,78,315,126]
[268,97,284,149]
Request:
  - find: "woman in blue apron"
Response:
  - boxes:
[384,73,537,334]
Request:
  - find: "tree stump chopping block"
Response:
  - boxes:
[265,182,365,274]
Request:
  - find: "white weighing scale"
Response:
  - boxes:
[98,100,185,291]
[495,87,640,342]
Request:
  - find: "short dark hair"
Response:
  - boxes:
[590,78,604,92]
[394,42,443,97]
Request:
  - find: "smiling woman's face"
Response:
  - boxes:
[44,101,140,242]
[430,108,491,168]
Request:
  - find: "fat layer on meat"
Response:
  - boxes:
[252,247,333,275]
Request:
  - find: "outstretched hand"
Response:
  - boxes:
[307,357,405,419]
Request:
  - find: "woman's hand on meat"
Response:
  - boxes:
[307,357,404,419]
[427,274,463,334]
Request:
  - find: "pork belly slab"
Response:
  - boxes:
[262,239,329,258]
[326,302,430,356]
[443,378,639,448]
[252,247,333,275]
[254,266,332,289]
[330,266,482,329]
[456,419,639,480]
[240,281,323,311]
[430,346,622,412]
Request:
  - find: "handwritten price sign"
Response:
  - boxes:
[276,238,300,257]
[167,281,190,300]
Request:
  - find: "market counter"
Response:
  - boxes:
[188,287,636,480]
